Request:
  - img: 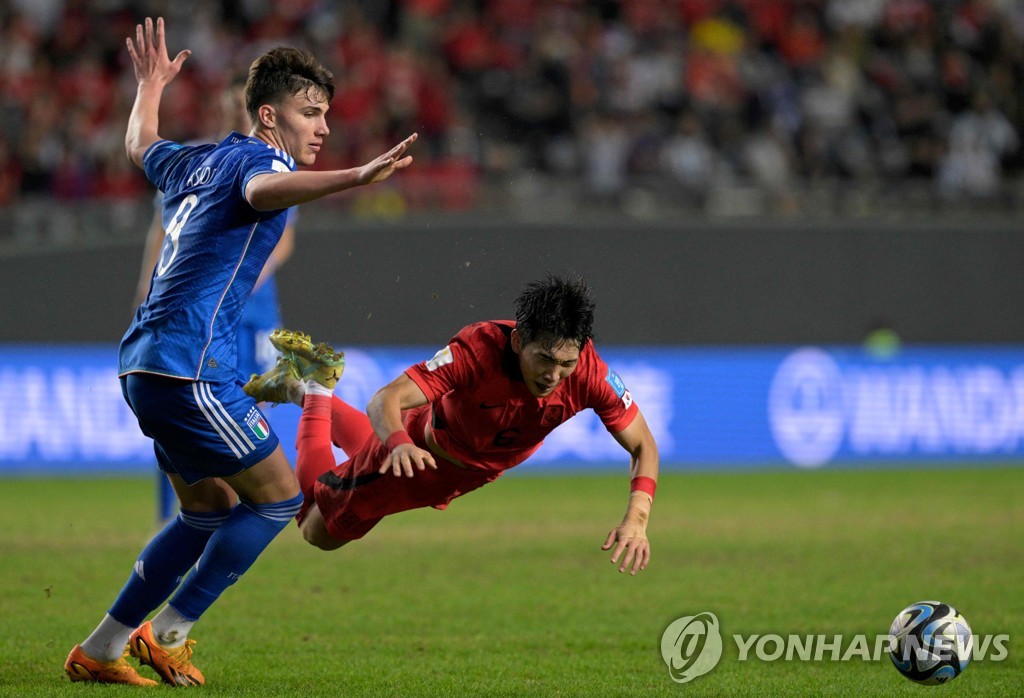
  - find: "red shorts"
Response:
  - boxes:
[312,405,502,541]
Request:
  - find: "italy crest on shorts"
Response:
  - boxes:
[245,406,270,440]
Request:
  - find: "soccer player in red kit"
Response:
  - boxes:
[245,275,658,573]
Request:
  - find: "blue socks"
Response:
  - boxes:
[168,493,303,621]
[108,509,229,627]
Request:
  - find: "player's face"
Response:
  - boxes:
[512,331,581,398]
[273,90,330,166]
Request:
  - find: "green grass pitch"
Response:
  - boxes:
[1,466,1021,696]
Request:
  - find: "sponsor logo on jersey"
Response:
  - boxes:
[245,407,270,440]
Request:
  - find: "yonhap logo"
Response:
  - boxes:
[660,612,723,683]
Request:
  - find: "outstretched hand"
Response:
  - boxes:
[125,17,190,87]
[602,520,651,575]
[357,133,418,185]
[379,441,437,477]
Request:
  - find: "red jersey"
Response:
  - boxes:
[404,321,638,472]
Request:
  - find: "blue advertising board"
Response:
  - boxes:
[2,343,1023,474]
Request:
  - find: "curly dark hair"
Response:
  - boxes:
[514,274,595,350]
[245,47,335,123]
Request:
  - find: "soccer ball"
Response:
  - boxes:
[888,601,972,685]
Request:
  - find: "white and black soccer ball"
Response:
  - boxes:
[888,601,972,685]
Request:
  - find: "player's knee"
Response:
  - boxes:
[174,476,237,512]
[244,491,304,531]
[300,518,347,551]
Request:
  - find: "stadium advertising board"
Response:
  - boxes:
[1,344,1023,473]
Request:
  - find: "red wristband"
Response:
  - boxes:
[384,430,414,452]
[630,476,657,500]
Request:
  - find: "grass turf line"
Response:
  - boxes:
[0,467,1020,696]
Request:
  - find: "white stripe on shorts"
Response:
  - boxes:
[199,382,256,452]
[191,382,249,459]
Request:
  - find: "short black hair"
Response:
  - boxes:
[514,274,595,350]
[245,47,335,123]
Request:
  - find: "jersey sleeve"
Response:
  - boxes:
[240,147,297,206]
[587,350,639,434]
[143,140,198,193]
[405,331,480,401]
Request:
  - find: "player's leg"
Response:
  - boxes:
[299,502,353,551]
[304,406,503,551]
[328,394,374,453]
[69,473,233,684]
[135,446,300,686]
[245,329,370,449]
[72,374,297,685]
[295,388,337,501]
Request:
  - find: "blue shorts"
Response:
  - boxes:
[121,373,280,485]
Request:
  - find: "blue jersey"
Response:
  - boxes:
[120,132,296,382]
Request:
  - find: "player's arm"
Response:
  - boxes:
[253,219,295,291]
[366,373,437,478]
[133,208,166,308]
[243,133,417,211]
[124,17,191,168]
[602,409,659,575]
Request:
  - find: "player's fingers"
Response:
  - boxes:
[629,543,648,575]
[609,539,627,564]
[145,17,154,50]
[391,135,415,155]
[618,544,637,573]
[639,544,651,571]
[136,23,145,55]
[368,158,393,179]
[172,50,191,69]
[393,155,413,170]
[395,453,413,477]
[600,529,616,550]
[126,38,139,63]
[156,16,165,51]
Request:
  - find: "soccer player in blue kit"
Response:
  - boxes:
[134,74,297,380]
[64,17,416,686]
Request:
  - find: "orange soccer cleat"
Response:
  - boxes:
[64,644,158,686]
[128,621,205,687]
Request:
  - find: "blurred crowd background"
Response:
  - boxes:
[3,0,1024,231]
